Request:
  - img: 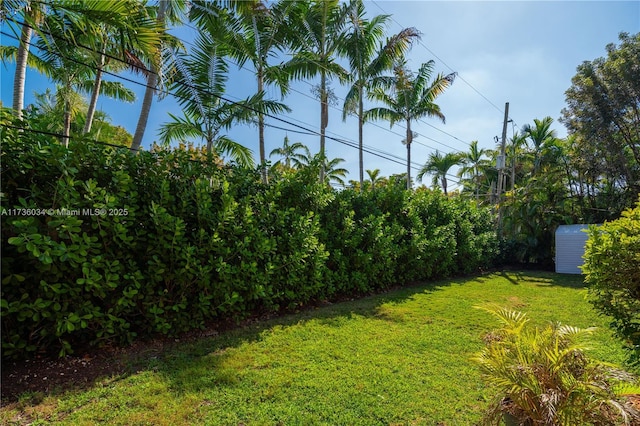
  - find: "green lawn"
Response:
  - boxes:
[1,271,628,425]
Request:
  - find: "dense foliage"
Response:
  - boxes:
[475,307,639,425]
[1,112,498,359]
[583,199,640,364]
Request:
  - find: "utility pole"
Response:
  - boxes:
[497,102,509,238]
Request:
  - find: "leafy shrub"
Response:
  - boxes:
[583,198,640,363]
[475,307,640,425]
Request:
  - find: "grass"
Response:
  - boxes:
[1,271,629,425]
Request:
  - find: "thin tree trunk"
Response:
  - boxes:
[257,66,267,183]
[358,86,364,189]
[319,71,328,183]
[406,118,411,190]
[13,22,32,119]
[63,107,71,147]
[132,72,157,151]
[131,0,166,152]
[84,49,105,134]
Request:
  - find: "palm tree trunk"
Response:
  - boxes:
[257,66,267,183]
[406,119,413,190]
[132,72,157,151]
[358,86,364,189]
[63,106,71,148]
[13,22,32,119]
[84,48,105,134]
[319,71,328,183]
[131,0,167,152]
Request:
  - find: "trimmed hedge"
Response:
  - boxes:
[1,112,498,359]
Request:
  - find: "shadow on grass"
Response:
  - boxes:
[1,276,448,406]
[0,269,583,407]
[498,270,586,289]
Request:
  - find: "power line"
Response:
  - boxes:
[370,0,505,117]
[1,29,418,172]
[180,18,472,154]
[11,9,471,158]
[3,17,466,186]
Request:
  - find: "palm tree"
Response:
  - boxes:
[366,168,381,189]
[225,0,294,181]
[282,0,350,182]
[323,156,349,186]
[159,32,248,165]
[417,150,463,195]
[83,4,161,134]
[340,0,419,187]
[2,0,143,120]
[33,16,135,146]
[366,60,456,189]
[131,0,187,152]
[160,31,287,167]
[458,140,488,202]
[522,116,558,176]
[5,0,44,119]
[269,136,307,169]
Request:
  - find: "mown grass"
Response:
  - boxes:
[1,271,628,425]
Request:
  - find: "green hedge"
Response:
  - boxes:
[1,112,498,359]
[583,198,640,363]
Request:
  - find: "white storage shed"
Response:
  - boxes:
[555,224,592,274]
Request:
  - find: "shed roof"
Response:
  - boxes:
[555,224,590,235]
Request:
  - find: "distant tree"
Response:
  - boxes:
[417,150,463,195]
[366,168,381,189]
[522,116,558,177]
[560,32,640,213]
[282,0,350,182]
[269,136,307,169]
[340,0,419,187]
[366,60,455,189]
[458,140,488,202]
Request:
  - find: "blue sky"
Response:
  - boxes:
[2,1,639,189]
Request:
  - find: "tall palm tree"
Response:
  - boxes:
[417,150,463,195]
[458,140,488,202]
[225,0,294,181]
[366,60,456,189]
[33,14,135,146]
[282,0,351,182]
[269,136,307,169]
[160,31,287,167]
[522,116,558,176]
[340,0,419,187]
[82,4,161,134]
[4,0,44,119]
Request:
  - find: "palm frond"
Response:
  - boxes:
[215,135,254,168]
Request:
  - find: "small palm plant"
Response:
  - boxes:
[474,306,640,426]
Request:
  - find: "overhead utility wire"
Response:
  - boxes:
[178,21,461,155]
[2,21,427,171]
[1,31,417,171]
[370,0,521,129]
[371,0,505,117]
